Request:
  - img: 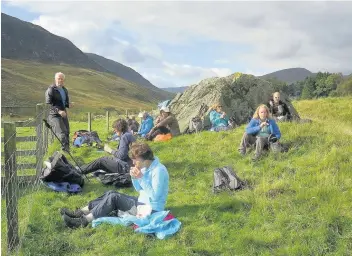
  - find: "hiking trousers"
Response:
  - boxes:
[88,190,139,218]
[239,133,268,157]
[48,114,70,151]
[146,126,170,141]
[80,156,129,175]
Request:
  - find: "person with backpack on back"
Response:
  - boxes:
[60,142,169,228]
[238,104,281,161]
[45,72,73,152]
[79,119,135,175]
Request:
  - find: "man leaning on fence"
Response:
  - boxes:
[45,72,73,152]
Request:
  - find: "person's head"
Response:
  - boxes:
[211,103,223,113]
[112,119,128,136]
[138,111,148,120]
[55,72,65,86]
[253,104,271,120]
[273,92,281,103]
[130,142,155,169]
[160,106,171,118]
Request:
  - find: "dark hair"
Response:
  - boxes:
[130,142,154,161]
[112,119,128,133]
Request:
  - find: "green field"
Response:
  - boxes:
[1,97,352,255]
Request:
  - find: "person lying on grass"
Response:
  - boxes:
[238,104,281,161]
[79,119,135,175]
[61,142,169,228]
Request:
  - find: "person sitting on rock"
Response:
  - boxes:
[80,119,136,175]
[60,142,169,229]
[238,104,281,161]
[209,103,230,132]
[146,106,180,141]
[127,115,140,133]
[136,111,154,138]
[267,92,292,122]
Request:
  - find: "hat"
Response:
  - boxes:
[160,106,170,113]
[138,111,146,118]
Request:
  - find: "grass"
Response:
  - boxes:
[1,97,352,255]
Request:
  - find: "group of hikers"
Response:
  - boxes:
[45,72,293,229]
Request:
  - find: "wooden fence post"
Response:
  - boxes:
[4,122,19,251]
[88,112,92,132]
[43,106,49,151]
[35,104,45,176]
[106,111,109,134]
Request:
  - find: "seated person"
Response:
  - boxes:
[238,104,281,161]
[136,111,154,137]
[267,92,292,122]
[209,103,230,131]
[60,142,169,228]
[127,115,140,133]
[146,106,180,141]
[80,119,136,175]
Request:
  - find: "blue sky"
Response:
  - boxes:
[2,1,351,88]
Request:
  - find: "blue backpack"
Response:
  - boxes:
[43,181,82,193]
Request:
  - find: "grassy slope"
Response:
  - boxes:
[2,97,352,256]
[1,58,162,115]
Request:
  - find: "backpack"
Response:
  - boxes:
[93,170,132,188]
[72,130,102,147]
[212,166,245,193]
[42,182,82,193]
[40,151,85,187]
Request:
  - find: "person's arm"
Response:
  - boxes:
[136,167,168,201]
[65,88,70,109]
[132,178,143,191]
[45,88,60,114]
[156,116,172,127]
[111,135,129,160]
[245,119,261,135]
[283,103,291,117]
[271,120,281,139]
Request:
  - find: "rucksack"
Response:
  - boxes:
[93,170,132,188]
[40,151,85,187]
[72,130,102,147]
[42,182,82,193]
[212,166,245,193]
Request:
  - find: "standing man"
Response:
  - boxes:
[45,72,72,152]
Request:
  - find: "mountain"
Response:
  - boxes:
[162,86,189,93]
[85,53,173,99]
[259,68,314,84]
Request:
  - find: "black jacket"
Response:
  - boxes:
[45,84,69,116]
[111,132,136,166]
[267,99,291,119]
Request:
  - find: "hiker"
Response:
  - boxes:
[45,72,73,152]
[209,103,230,131]
[136,111,154,137]
[79,119,136,175]
[146,106,180,141]
[60,142,169,228]
[267,92,292,122]
[238,104,281,161]
[127,115,140,133]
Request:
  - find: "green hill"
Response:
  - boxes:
[1,58,166,115]
[2,97,351,255]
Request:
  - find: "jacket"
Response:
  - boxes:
[45,84,69,116]
[209,110,229,128]
[267,100,291,119]
[245,118,281,139]
[138,116,154,137]
[111,132,136,165]
[157,115,181,137]
[132,157,169,211]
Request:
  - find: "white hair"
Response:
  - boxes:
[55,72,65,79]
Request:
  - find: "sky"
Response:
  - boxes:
[2,1,352,88]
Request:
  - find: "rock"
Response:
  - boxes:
[169,73,300,133]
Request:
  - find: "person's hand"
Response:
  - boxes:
[260,122,268,128]
[104,144,113,154]
[130,166,143,179]
[221,112,226,118]
[58,110,67,118]
[269,100,274,107]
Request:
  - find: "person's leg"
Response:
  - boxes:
[147,128,162,141]
[80,156,126,175]
[48,115,69,151]
[253,136,268,160]
[62,116,70,150]
[238,133,256,155]
[158,126,170,134]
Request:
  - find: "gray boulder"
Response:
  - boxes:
[168,73,300,133]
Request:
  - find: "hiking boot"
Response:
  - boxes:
[62,214,88,229]
[60,208,85,218]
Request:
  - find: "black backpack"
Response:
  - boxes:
[94,171,132,188]
[213,166,245,193]
[40,151,85,187]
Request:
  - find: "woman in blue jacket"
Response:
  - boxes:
[136,112,154,137]
[61,142,169,228]
[238,104,281,160]
[209,103,230,131]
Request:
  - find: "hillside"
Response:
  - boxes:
[162,86,188,93]
[259,68,314,84]
[86,53,173,99]
[1,58,163,114]
[1,13,105,72]
[2,97,351,255]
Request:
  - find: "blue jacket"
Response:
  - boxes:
[245,118,281,139]
[132,157,169,211]
[111,132,136,164]
[209,110,229,128]
[138,116,154,137]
